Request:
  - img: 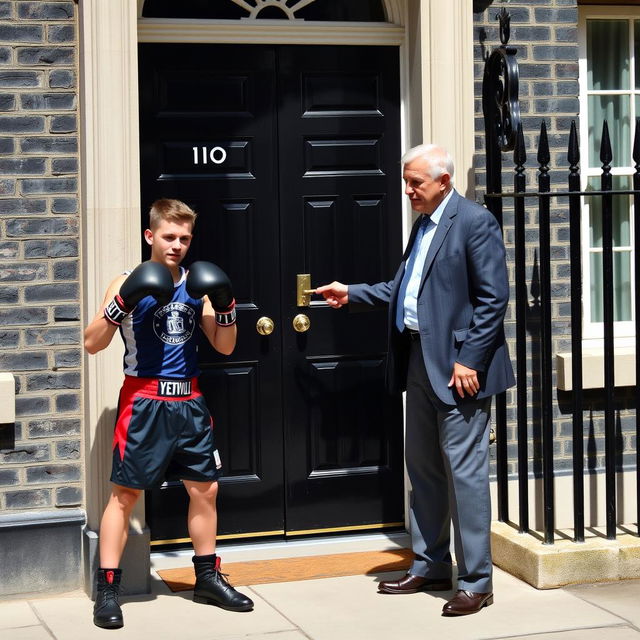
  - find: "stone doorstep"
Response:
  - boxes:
[491,520,640,590]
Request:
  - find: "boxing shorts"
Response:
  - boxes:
[110,376,222,489]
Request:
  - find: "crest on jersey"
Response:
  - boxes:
[153,302,196,345]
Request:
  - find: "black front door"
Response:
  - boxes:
[138,43,403,544]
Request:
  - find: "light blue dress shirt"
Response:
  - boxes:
[399,189,454,331]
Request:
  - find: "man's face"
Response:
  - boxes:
[144,219,193,268]
[403,157,450,215]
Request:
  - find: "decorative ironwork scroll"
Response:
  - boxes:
[482,8,521,155]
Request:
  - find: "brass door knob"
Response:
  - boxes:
[292,314,310,333]
[256,316,275,336]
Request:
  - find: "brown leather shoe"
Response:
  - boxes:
[378,574,452,594]
[442,589,494,616]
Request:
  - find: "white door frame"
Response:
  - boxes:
[79,0,474,572]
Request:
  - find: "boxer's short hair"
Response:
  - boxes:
[148,198,197,230]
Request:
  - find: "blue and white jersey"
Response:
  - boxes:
[120,267,203,378]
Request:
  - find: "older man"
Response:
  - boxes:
[317,144,514,616]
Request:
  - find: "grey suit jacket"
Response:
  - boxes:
[349,189,515,406]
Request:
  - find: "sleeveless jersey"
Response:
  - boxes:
[120,267,203,378]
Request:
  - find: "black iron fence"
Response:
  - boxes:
[482,10,639,544]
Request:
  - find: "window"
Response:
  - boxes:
[579,7,639,341]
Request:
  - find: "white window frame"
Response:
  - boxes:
[578,6,639,346]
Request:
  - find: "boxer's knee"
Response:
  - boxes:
[185,480,218,503]
[111,485,141,511]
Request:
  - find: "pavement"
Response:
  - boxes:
[2,532,640,640]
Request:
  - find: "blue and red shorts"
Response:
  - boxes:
[110,376,222,489]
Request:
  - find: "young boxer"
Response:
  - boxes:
[84,199,252,629]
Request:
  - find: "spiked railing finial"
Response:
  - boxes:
[568,120,580,170]
[600,120,613,169]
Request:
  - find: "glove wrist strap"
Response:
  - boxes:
[215,299,237,327]
[104,295,131,326]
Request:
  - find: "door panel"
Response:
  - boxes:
[139,43,403,544]
[277,46,403,532]
[139,44,285,540]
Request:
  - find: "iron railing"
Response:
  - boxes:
[482,9,640,544]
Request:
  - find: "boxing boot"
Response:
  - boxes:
[93,568,123,629]
[192,554,253,612]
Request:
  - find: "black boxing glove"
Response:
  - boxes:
[104,261,174,326]
[186,261,236,327]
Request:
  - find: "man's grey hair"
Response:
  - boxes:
[401,144,455,182]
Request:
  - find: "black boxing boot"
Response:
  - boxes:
[93,568,124,629]
[192,554,253,612]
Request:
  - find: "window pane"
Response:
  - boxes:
[615,251,632,321]
[142,0,246,18]
[636,21,640,89]
[295,0,385,21]
[587,176,631,248]
[590,252,602,322]
[588,95,631,167]
[587,20,629,90]
[589,251,632,322]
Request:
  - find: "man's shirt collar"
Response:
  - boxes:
[423,187,454,226]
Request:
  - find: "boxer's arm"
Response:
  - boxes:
[200,295,236,356]
[84,275,127,354]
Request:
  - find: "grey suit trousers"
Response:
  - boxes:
[405,338,493,593]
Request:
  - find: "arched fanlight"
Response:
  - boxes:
[230,0,316,20]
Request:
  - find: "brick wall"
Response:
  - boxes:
[474,0,579,186]
[0,1,81,512]
[474,0,637,478]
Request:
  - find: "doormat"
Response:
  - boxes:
[157,548,413,592]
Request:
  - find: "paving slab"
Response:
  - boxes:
[0,600,40,630]
[1,626,52,640]
[251,568,628,640]
[214,633,309,640]
[566,579,640,628]
[500,627,640,640]
[29,576,294,640]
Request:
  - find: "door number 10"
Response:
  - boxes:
[192,146,227,165]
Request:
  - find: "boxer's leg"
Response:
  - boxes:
[181,464,252,612]
[184,480,253,612]
[94,484,140,629]
[174,400,251,611]
[183,479,218,556]
[99,484,141,567]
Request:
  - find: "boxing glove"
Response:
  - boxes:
[186,261,236,327]
[104,261,174,326]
